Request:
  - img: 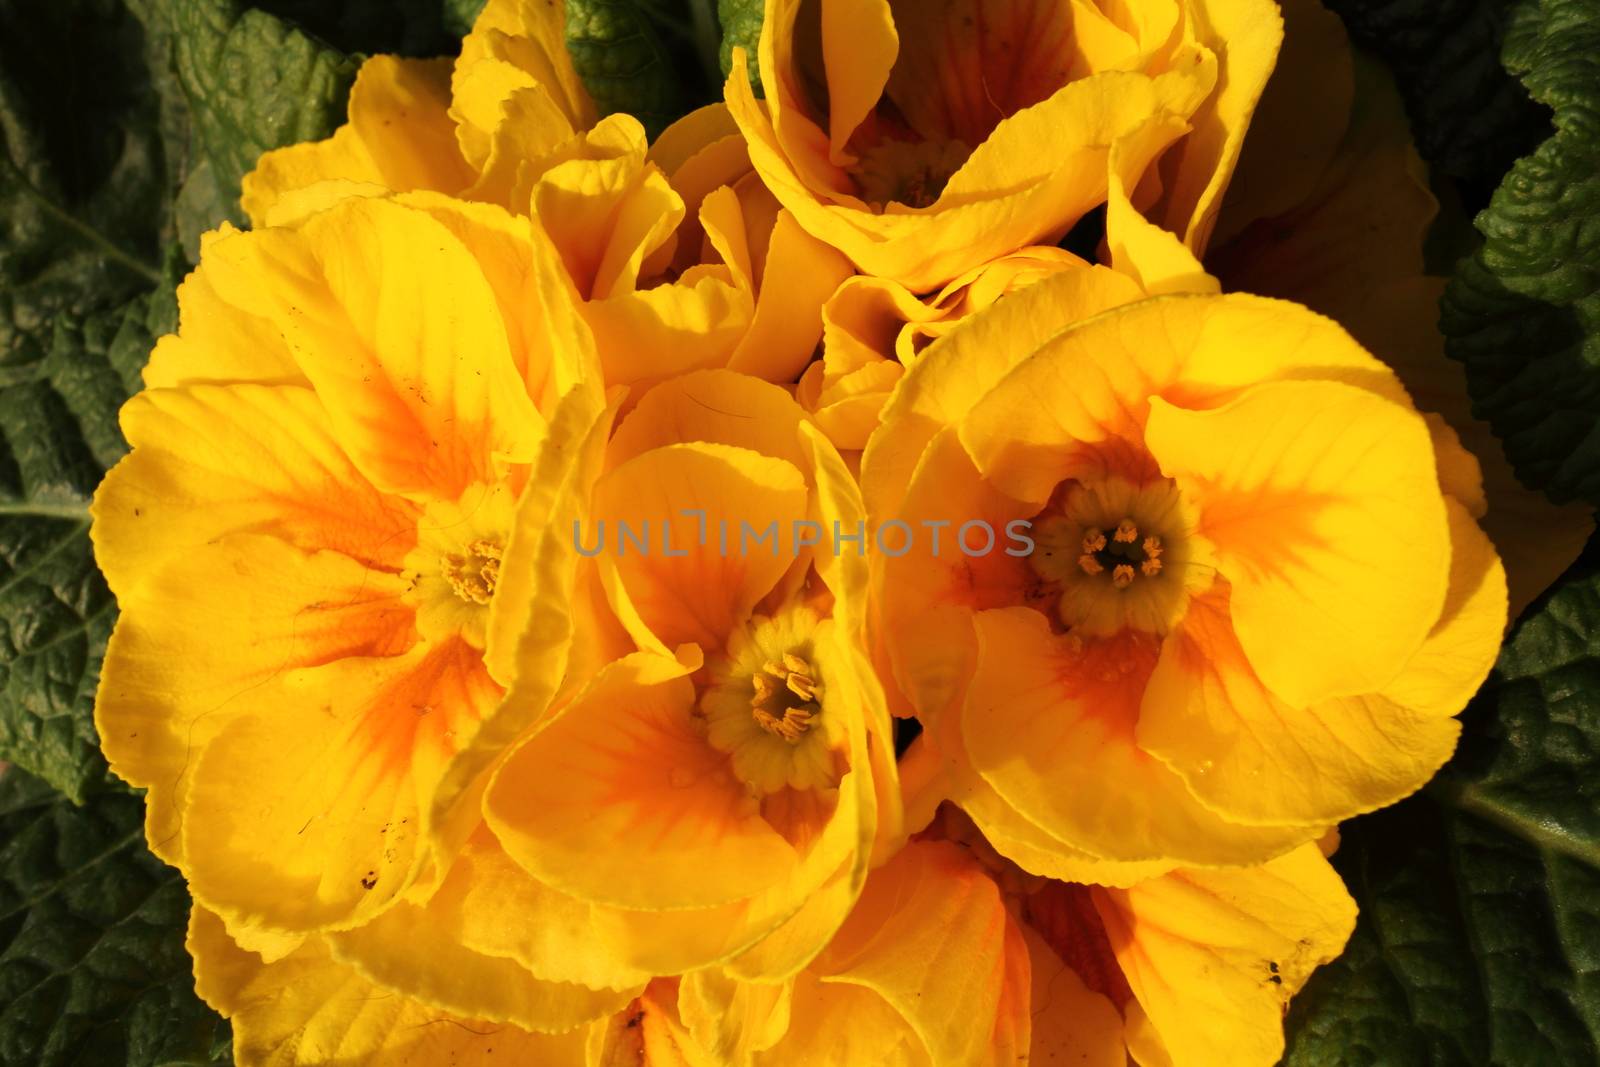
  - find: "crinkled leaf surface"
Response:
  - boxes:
[1323,0,1548,204]
[0,0,183,802]
[0,278,178,805]
[717,0,761,92]
[1441,0,1600,507]
[0,768,231,1066]
[1284,560,1600,1066]
[565,0,718,137]
[160,0,360,252]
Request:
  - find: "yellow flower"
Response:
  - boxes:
[725,0,1284,291]
[923,805,1356,1067]
[582,812,1350,1067]
[472,369,901,981]
[593,839,1122,1067]
[241,1,853,394]
[864,276,1507,869]
[90,191,595,941]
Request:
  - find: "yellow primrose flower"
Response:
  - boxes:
[90,190,595,942]
[242,0,853,394]
[922,805,1356,1067]
[725,0,1284,291]
[863,274,1508,869]
[592,839,1124,1067]
[468,369,901,981]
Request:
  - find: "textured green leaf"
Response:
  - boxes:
[717,0,761,93]
[0,263,180,803]
[1440,0,1600,506]
[442,0,489,38]
[565,0,716,138]
[1284,561,1600,1066]
[160,0,359,252]
[0,0,172,372]
[1322,0,1547,206]
[0,768,228,1067]
[251,0,459,56]
[0,0,186,803]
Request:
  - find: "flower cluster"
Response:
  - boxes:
[90,0,1583,1065]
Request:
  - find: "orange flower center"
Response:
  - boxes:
[700,606,841,795]
[1027,476,1214,637]
[751,653,823,744]
[853,137,971,208]
[402,482,518,650]
[440,539,503,605]
[1074,520,1165,587]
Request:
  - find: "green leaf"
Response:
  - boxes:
[442,0,488,38]
[0,0,172,372]
[0,262,181,803]
[0,767,229,1067]
[1283,561,1600,1066]
[717,0,761,93]
[1322,0,1548,206]
[564,0,717,139]
[159,0,360,253]
[249,0,459,56]
[1440,0,1600,506]
[0,0,189,803]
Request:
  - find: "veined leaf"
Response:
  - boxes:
[160,0,359,253]
[1441,0,1600,504]
[1284,557,1600,1065]
[565,0,718,138]
[0,768,230,1066]
[717,0,761,92]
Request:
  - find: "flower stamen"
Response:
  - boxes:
[751,654,822,744]
[440,539,503,605]
[1075,521,1163,589]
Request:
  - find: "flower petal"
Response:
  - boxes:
[1093,844,1357,1067]
[94,536,413,867]
[821,0,897,163]
[961,606,1317,864]
[327,849,638,1032]
[484,652,799,910]
[1154,0,1283,251]
[811,840,1019,1067]
[1145,379,1450,706]
[241,57,471,227]
[593,442,810,651]
[189,906,590,1067]
[93,384,416,592]
[199,198,544,498]
[181,639,499,931]
[607,369,813,476]
[141,239,304,389]
[1137,584,1463,826]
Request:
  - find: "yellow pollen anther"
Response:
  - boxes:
[1082,528,1108,554]
[1142,557,1164,577]
[1078,553,1104,576]
[1114,519,1139,544]
[1112,564,1136,588]
[751,655,822,745]
[1142,535,1163,558]
[440,539,503,605]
